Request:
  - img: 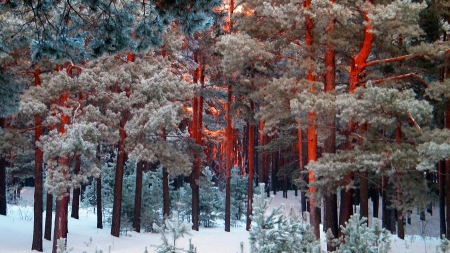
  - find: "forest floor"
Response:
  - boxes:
[0,187,443,253]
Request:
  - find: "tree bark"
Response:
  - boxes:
[52,87,72,253]
[134,161,143,232]
[0,118,6,216]
[191,51,204,231]
[44,193,53,240]
[396,124,404,239]
[52,193,70,253]
[446,159,450,239]
[163,167,170,218]
[246,102,255,231]
[96,176,103,229]
[323,12,339,248]
[0,154,6,216]
[71,154,81,219]
[111,107,128,237]
[32,116,44,251]
[225,85,232,232]
[111,127,126,237]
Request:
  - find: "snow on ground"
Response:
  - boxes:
[0,188,443,253]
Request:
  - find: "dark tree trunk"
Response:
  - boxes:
[163,167,170,218]
[134,161,143,232]
[191,165,199,231]
[360,171,369,219]
[0,155,6,216]
[0,118,6,216]
[96,176,103,229]
[339,188,353,237]
[446,159,450,239]
[71,155,81,219]
[111,146,126,237]
[111,106,128,237]
[246,102,255,231]
[44,193,53,240]
[32,117,44,250]
[259,122,265,185]
[372,187,379,218]
[396,124,404,239]
[440,160,446,237]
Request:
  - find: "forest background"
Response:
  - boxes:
[1,0,450,252]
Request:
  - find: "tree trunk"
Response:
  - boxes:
[71,154,81,219]
[324,14,338,248]
[0,151,6,216]
[396,124,405,239]
[373,188,379,218]
[52,193,69,253]
[189,51,203,231]
[32,115,44,251]
[0,118,6,216]
[134,161,143,232]
[246,102,255,231]
[446,159,450,239]
[44,193,53,240]
[111,110,127,237]
[339,188,353,237]
[298,129,307,214]
[225,85,232,232]
[96,176,103,229]
[163,167,170,218]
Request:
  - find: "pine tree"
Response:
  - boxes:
[153,212,193,253]
[335,212,391,253]
[249,184,321,253]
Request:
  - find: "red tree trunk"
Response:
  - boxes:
[324,10,338,249]
[32,69,44,252]
[246,102,255,231]
[304,0,320,238]
[52,89,71,253]
[225,85,233,232]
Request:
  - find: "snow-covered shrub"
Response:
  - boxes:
[249,183,321,253]
[335,213,391,253]
[437,234,450,253]
[153,211,195,253]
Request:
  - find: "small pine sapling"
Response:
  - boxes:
[437,235,450,253]
[153,211,194,253]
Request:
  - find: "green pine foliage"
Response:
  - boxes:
[1,0,224,62]
[153,211,193,253]
[335,213,391,253]
[249,183,321,253]
[198,166,223,227]
[230,167,248,223]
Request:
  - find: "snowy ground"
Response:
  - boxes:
[0,188,443,253]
